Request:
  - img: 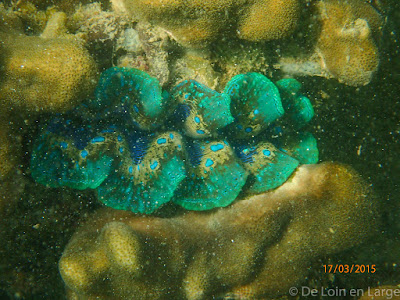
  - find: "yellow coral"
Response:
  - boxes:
[59,162,378,299]
[237,0,300,41]
[316,0,384,86]
[118,0,301,47]
[278,0,384,86]
[0,33,97,112]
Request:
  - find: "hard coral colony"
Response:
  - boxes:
[118,0,301,45]
[59,162,377,299]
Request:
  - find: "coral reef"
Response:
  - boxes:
[110,0,384,86]
[59,162,379,299]
[30,67,317,214]
[0,7,98,295]
[68,2,128,43]
[174,55,220,91]
[115,0,301,47]
[278,0,384,86]
[237,0,300,42]
[0,1,397,299]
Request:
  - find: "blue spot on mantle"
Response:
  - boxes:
[157,138,167,144]
[150,161,159,170]
[205,158,214,167]
[263,149,271,156]
[210,144,224,152]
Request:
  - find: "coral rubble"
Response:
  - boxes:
[59,162,379,299]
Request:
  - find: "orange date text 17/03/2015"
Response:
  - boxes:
[323,264,376,274]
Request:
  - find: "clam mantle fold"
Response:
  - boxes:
[30,67,318,214]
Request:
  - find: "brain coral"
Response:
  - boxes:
[116,0,301,46]
[59,162,378,299]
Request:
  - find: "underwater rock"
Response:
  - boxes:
[59,162,379,299]
[278,0,384,86]
[30,67,318,214]
[113,0,301,47]
[116,22,172,86]
[69,2,128,43]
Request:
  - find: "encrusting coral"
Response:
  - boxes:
[114,0,301,47]
[278,0,384,86]
[59,162,379,299]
